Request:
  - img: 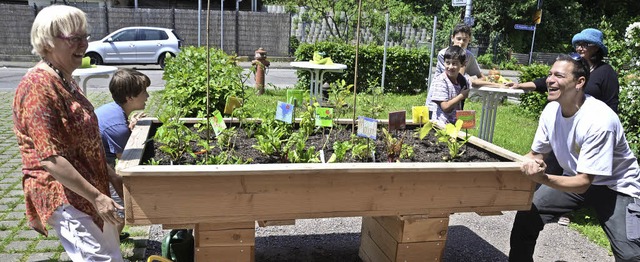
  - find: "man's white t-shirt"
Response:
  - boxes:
[532,95,640,198]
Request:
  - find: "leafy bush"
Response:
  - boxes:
[295,42,430,94]
[162,46,245,117]
[517,63,550,116]
[476,53,521,70]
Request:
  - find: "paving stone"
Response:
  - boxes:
[14,203,26,211]
[0,178,17,184]
[0,220,20,228]
[0,253,23,261]
[0,204,9,211]
[0,230,10,240]
[35,240,61,251]
[26,252,56,262]
[59,252,71,261]
[0,197,20,205]
[0,184,12,189]
[5,212,25,220]
[5,240,32,251]
[8,190,23,197]
[16,230,40,239]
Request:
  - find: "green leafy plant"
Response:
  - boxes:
[153,105,199,164]
[435,119,469,161]
[162,46,244,117]
[284,132,320,163]
[381,128,413,162]
[518,63,551,116]
[350,135,375,161]
[327,79,353,119]
[252,118,289,160]
[328,140,353,163]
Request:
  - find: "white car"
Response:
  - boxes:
[85,26,182,68]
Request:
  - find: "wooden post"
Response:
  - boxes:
[194,222,256,262]
[359,214,450,262]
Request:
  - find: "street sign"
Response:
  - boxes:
[514,24,535,31]
[464,16,475,26]
[533,9,542,24]
[452,0,466,7]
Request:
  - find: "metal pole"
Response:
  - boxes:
[221,0,224,51]
[235,0,240,55]
[426,16,437,95]
[198,0,201,46]
[529,25,536,65]
[465,0,472,20]
[381,12,389,92]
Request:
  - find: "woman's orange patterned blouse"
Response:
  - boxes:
[12,67,110,236]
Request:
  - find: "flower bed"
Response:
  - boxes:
[117,118,535,261]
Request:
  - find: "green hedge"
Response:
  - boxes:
[162,46,244,117]
[294,42,431,94]
[517,63,550,117]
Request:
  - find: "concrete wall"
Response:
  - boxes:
[0,3,291,62]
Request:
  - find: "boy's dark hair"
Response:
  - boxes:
[556,54,590,84]
[452,23,472,37]
[109,68,150,105]
[444,45,466,64]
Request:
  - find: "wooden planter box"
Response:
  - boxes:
[118,118,535,262]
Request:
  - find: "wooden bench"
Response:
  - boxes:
[118,119,535,261]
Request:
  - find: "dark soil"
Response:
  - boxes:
[146,123,507,165]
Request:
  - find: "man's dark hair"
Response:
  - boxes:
[444,45,466,64]
[452,23,472,37]
[556,54,590,84]
[109,68,150,105]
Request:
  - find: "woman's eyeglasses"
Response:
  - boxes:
[57,34,91,45]
[574,42,596,48]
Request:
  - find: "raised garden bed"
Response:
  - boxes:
[118,118,535,262]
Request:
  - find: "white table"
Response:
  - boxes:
[72,65,118,94]
[290,61,347,104]
[472,87,524,142]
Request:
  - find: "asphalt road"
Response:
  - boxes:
[0,64,299,91]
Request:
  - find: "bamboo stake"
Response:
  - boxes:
[351,0,363,134]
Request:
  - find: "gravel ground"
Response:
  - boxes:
[144,211,614,261]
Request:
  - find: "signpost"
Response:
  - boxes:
[514,24,535,31]
[452,0,466,7]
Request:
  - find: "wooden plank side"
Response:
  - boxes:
[197,228,255,247]
[362,216,398,260]
[195,246,254,262]
[124,171,533,225]
[402,217,448,243]
[396,241,446,261]
[359,220,394,262]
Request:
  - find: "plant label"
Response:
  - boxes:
[319,150,326,163]
[224,96,243,115]
[286,89,304,107]
[388,110,406,132]
[315,107,333,127]
[412,106,429,125]
[456,110,476,129]
[357,116,377,139]
[276,101,294,124]
[210,111,227,136]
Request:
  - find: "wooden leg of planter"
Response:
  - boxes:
[194,222,256,262]
[359,214,449,262]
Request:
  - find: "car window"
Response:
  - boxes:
[111,29,136,42]
[171,30,183,41]
[141,29,168,41]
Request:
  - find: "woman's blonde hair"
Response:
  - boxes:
[30,5,88,57]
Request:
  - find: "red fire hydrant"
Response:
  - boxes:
[252,47,270,95]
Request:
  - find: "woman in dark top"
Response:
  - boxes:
[509,28,620,113]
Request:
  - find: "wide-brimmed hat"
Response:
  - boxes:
[571,28,608,56]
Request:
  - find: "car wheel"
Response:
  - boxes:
[86,53,103,65]
[158,52,174,69]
